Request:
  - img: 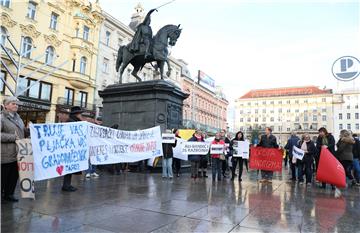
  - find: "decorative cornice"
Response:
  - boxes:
[80,45,94,57]
[20,24,41,38]
[48,2,65,13]
[43,34,62,47]
[1,13,17,28]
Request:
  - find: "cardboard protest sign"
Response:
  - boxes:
[292,146,305,160]
[233,141,250,159]
[210,144,224,154]
[30,122,89,181]
[16,139,35,199]
[162,133,175,144]
[249,146,283,172]
[173,138,188,160]
[182,142,210,155]
[88,125,163,164]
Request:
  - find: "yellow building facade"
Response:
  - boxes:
[1,0,103,124]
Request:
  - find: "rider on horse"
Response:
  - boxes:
[128,9,157,59]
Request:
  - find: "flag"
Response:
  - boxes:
[316,147,346,188]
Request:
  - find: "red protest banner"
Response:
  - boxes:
[249,146,283,172]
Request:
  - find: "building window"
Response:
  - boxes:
[17,77,52,101]
[255,117,258,122]
[339,113,342,120]
[50,12,58,30]
[313,115,317,121]
[247,118,251,122]
[27,1,37,20]
[270,101,274,104]
[0,71,6,93]
[356,113,359,120]
[0,26,7,46]
[347,105,350,109]
[278,101,282,104]
[240,110,243,114]
[40,82,51,101]
[295,100,299,104]
[287,128,291,132]
[270,110,274,113]
[322,98,326,102]
[255,109,258,114]
[247,102,251,106]
[304,116,308,122]
[347,124,351,130]
[322,115,326,121]
[78,91,87,108]
[22,36,32,58]
[304,123,309,130]
[304,99,308,103]
[356,123,359,130]
[295,109,299,113]
[295,116,299,122]
[83,25,89,41]
[347,113,351,119]
[65,88,74,105]
[270,117,274,122]
[262,109,266,113]
[286,100,290,104]
[240,118,243,122]
[17,77,27,96]
[278,108,282,113]
[0,0,10,8]
[28,79,40,98]
[262,101,266,105]
[322,108,326,113]
[105,31,111,46]
[102,58,109,73]
[80,56,87,74]
[45,46,55,65]
[262,117,266,122]
[355,104,358,109]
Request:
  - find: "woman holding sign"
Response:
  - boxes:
[1,97,26,202]
[188,129,205,179]
[211,132,225,181]
[231,131,245,182]
[296,134,317,186]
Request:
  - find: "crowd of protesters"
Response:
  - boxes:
[2,96,360,202]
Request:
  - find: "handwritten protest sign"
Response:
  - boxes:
[88,125,163,164]
[293,147,305,160]
[210,144,224,154]
[30,122,89,181]
[249,146,283,172]
[182,142,210,155]
[173,138,188,160]
[162,133,175,144]
[16,139,35,199]
[233,141,250,159]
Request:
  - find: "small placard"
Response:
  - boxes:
[162,133,175,144]
[210,144,225,154]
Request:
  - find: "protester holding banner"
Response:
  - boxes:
[352,134,360,185]
[296,134,317,186]
[1,96,26,202]
[284,132,300,182]
[316,127,336,189]
[220,129,231,178]
[172,129,182,177]
[336,130,356,187]
[231,131,245,182]
[211,132,225,181]
[162,130,177,179]
[258,127,279,183]
[188,129,205,179]
[62,106,84,192]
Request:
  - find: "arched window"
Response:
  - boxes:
[45,46,55,65]
[0,26,7,46]
[22,36,33,58]
[80,56,87,74]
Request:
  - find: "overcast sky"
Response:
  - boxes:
[100,0,360,102]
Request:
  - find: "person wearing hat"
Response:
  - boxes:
[56,108,70,123]
[61,106,85,192]
[1,96,26,202]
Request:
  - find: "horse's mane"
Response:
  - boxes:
[153,24,177,39]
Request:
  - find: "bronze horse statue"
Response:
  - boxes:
[116,24,182,83]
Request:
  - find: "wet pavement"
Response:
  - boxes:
[1,168,360,233]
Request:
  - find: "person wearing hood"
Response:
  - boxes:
[1,97,27,202]
[336,129,356,186]
[230,131,245,182]
[211,132,225,181]
[297,134,317,186]
[316,127,336,189]
[188,129,204,179]
[284,132,300,182]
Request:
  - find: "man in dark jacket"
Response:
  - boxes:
[284,132,300,181]
[162,130,177,179]
[258,127,279,183]
[352,134,360,184]
[62,106,84,192]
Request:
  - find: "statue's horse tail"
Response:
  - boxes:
[115,46,124,72]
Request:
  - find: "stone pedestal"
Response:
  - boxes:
[99,80,189,131]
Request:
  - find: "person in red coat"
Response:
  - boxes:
[211,132,225,182]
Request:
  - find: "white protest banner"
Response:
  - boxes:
[233,141,250,159]
[16,139,35,199]
[173,138,188,160]
[162,133,175,144]
[182,142,210,155]
[293,146,305,160]
[88,124,163,164]
[210,144,224,154]
[30,122,89,181]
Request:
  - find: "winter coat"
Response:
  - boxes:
[353,137,360,160]
[285,135,300,156]
[188,135,204,162]
[316,134,336,156]
[162,140,176,159]
[297,140,317,163]
[222,137,232,156]
[258,134,278,148]
[211,139,225,159]
[336,136,355,161]
[1,110,26,164]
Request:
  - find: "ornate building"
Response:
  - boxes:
[1,0,103,123]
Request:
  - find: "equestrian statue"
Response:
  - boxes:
[115,9,182,83]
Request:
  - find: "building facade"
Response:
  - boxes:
[180,62,228,133]
[95,5,182,117]
[234,86,334,144]
[1,0,103,124]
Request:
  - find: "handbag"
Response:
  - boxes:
[219,153,226,160]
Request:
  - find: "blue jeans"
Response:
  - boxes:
[353,159,360,182]
[86,160,96,174]
[162,158,173,178]
[212,158,221,180]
